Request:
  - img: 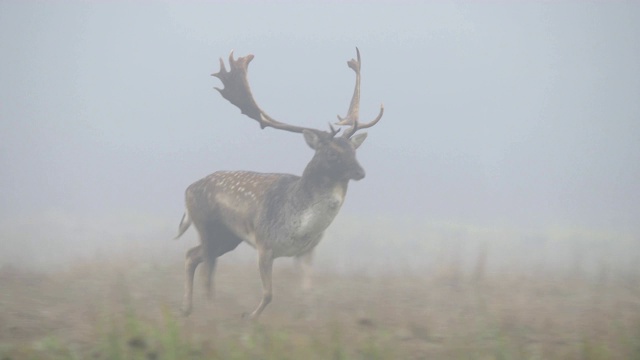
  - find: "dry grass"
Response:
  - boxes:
[0,253,639,360]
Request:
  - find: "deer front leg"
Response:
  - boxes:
[296,250,314,292]
[295,250,317,320]
[247,248,274,320]
[181,245,203,316]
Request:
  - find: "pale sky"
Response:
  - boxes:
[1,1,639,235]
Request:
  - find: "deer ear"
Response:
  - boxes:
[303,130,322,150]
[350,132,368,149]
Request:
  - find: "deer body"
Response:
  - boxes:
[175,49,382,319]
[182,170,350,258]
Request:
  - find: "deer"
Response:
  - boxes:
[174,48,384,319]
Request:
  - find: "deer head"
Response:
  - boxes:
[302,130,368,183]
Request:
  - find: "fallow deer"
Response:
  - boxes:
[175,48,383,319]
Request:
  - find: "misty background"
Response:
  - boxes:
[1,2,638,273]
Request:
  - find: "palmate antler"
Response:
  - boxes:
[211,48,382,138]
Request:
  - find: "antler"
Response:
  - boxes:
[212,51,330,135]
[336,47,384,138]
[212,49,382,139]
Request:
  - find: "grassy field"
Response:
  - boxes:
[1,251,639,360]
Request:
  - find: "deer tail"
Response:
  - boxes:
[174,210,192,239]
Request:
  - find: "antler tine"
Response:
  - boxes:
[212,51,325,134]
[336,48,361,127]
[337,47,384,138]
[342,104,384,138]
[328,123,341,137]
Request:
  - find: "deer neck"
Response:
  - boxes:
[299,161,349,200]
[292,160,349,234]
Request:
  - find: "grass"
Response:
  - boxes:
[85,306,395,360]
[0,251,639,359]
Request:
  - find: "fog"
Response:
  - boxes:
[1,2,639,273]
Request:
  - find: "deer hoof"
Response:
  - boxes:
[180,305,192,317]
[241,312,260,321]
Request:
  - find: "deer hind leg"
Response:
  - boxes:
[181,244,203,316]
[247,248,274,320]
[203,225,242,302]
[203,256,217,301]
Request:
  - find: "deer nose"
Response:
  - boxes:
[352,166,366,181]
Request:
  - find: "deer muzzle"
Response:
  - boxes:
[351,165,366,181]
